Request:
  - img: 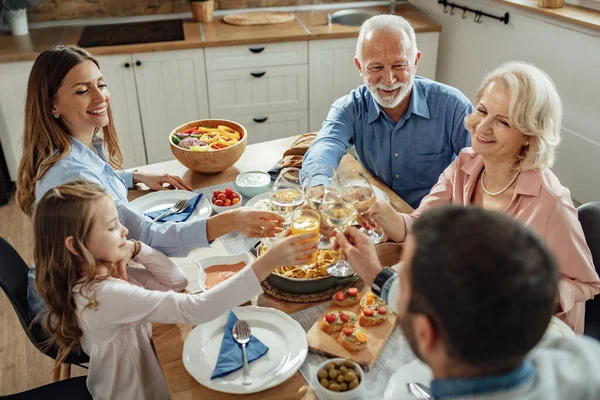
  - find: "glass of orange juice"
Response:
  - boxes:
[291,209,320,267]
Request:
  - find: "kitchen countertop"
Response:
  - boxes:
[0,4,440,63]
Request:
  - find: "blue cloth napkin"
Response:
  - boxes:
[211,311,269,380]
[144,193,203,222]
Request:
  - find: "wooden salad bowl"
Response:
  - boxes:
[169,119,248,174]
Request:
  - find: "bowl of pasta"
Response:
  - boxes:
[169,119,247,173]
[258,244,359,294]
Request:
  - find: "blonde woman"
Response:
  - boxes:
[16,46,284,320]
[344,62,600,334]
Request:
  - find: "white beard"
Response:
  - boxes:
[364,73,415,109]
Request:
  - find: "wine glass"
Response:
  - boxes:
[303,167,337,249]
[320,179,357,277]
[270,167,304,227]
[339,170,384,244]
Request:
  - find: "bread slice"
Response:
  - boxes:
[337,327,368,351]
[360,292,385,308]
[281,155,303,169]
[358,304,391,327]
[283,133,317,157]
[320,310,358,334]
[331,287,360,307]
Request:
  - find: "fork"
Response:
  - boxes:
[407,382,431,400]
[232,320,252,385]
[153,199,189,222]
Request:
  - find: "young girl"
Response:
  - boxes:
[34,181,317,400]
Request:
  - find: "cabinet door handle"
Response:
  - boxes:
[135,61,142,66]
[249,47,265,53]
[253,117,268,123]
[124,63,131,68]
[250,71,266,78]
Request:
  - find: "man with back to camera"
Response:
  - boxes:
[301,15,473,209]
[335,205,600,399]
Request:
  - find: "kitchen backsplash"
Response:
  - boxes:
[28,0,354,22]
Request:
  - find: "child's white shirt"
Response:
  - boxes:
[73,243,263,400]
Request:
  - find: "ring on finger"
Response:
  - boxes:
[259,226,265,236]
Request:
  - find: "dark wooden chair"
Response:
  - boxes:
[578,202,600,340]
[0,236,89,381]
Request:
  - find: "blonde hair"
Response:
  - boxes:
[467,62,562,170]
[355,14,418,64]
[33,181,116,365]
[16,45,123,217]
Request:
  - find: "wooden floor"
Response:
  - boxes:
[0,196,86,395]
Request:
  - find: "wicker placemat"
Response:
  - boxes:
[260,280,355,303]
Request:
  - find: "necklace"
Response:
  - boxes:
[480,169,521,196]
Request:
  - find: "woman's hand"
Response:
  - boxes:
[359,200,408,243]
[133,171,192,191]
[232,208,285,238]
[252,231,319,281]
[334,227,382,286]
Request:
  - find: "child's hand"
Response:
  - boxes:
[113,240,136,281]
[251,230,318,281]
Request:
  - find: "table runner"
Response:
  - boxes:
[208,183,417,398]
[193,184,261,255]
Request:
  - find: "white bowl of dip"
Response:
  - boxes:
[234,171,271,198]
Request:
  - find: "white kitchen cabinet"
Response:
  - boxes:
[207,65,308,116]
[228,110,309,144]
[132,49,210,164]
[204,41,308,71]
[308,33,440,132]
[0,61,33,181]
[96,54,146,168]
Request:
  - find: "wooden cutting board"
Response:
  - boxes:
[306,289,397,371]
[223,11,296,26]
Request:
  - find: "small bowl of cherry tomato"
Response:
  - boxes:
[210,187,243,214]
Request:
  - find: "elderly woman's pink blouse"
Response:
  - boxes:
[401,148,600,334]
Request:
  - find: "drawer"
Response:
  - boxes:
[207,65,308,115]
[204,41,308,71]
[221,110,309,145]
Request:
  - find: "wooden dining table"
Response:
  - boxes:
[127,135,414,400]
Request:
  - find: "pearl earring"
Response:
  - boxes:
[524,142,529,146]
[53,113,60,119]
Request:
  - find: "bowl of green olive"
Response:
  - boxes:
[314,358,365,399]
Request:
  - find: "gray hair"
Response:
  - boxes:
[355,14,418,64]
[467,62,562,170]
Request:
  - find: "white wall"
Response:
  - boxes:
[409,0,600,203]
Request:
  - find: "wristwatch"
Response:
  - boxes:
[371,267,395,297]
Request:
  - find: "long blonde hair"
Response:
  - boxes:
[33,181,117,364]
[17,45,123,217]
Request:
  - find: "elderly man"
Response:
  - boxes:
[301,15,473,209]
[336,206,600,399]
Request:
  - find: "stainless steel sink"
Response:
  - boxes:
[327,9,380,27]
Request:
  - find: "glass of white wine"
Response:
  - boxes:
[303,166,337,249]
[321,180,357,277]
[339,170,384,244]
[270,167,305,227]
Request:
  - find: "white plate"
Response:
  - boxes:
[128,190,211,222]
[196,253,254,292]
[182,306,308,394]
[383,358,432,400]
[245,185,390,210]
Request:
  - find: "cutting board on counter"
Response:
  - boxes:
[223,11,296,26]
[306,290,397,371]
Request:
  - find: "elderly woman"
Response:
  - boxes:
[341,62,600,334]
